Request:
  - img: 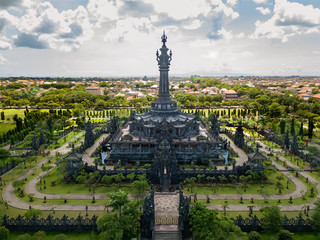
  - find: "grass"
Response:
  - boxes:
[0,122,16,134]
[182,171,296,196]
[48,130,83,149]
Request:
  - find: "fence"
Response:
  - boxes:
[2,214,315,234]
[3,215,97,232]
[233,215,313,233]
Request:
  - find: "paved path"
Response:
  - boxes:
[82,134,108,170]
[220,134,248,166]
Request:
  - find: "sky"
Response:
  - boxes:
[1,0,320,77]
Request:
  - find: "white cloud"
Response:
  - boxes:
[104,17,154,42]
[144,0,211,20]
[183,19,202,30]
[256,7,270,15]
[252,0,268,4]
[16,2,94,51]
[227,0,238,7]
[87,0,121,27]
[252,0,320,42]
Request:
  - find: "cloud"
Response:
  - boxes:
[256,7,270,15]
[0,36,12,50]
[0,10,19,32]
[252,0,320,42]
[252,0,268,4]
[0,0,22,8]
[226,0,238,7]
[16,2,94,51]
[14,33,49,49]
[119,1,154,18]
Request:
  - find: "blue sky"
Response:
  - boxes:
[1,0,320,77]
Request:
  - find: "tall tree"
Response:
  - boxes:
[84,120,94,149]
[31,134,39,151]
[290,118,295,136]
[280,119,286,135]
[260,205,282,236]
[299,121,304,136]
[308,118,314,139]
[39,130,46,146]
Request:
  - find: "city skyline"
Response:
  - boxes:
[1,0,320,77]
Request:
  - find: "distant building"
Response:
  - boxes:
[85,87,104,95]
[224,89,238,101]
[312,93,320,100]
[299,93,312,101]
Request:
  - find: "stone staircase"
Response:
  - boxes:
[153,192,181,240]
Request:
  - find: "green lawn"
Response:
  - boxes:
[0,122,15,134]
[48,130,83,149]
[36,167,146,195]
[183,171,296,196]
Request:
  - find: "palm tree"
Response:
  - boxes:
[107,190,129,217]
[206,176,216,193]
[247,205,255,217]
[222,203,229,216]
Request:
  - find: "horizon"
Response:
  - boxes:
[1,0,320,77]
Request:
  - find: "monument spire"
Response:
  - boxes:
[156,31,172,99]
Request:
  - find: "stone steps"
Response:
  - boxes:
[154,231,181,240]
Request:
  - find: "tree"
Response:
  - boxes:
[290,118,295,136]
[260,205,282,234]
[248,231,262,240]
[84,120,94,149]
[39,130,46,146]
[280,119,286,135]
[107,190,129,217]
[97,201,141,240]
[0,149,11,160]
[131,179,149,198]
[0,226,9,240]
[0,112,5,121]
[299,121,304,136]
[189,202,245,240]
[268,102,282,118]
[308,117,314,139]
[277,229,294,240]
[31,133,39,151]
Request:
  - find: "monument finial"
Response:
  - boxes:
[161,30,167,46]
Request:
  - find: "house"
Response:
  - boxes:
[223,89,238,101]
[85,87,104,95]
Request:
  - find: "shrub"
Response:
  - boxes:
[53,234,68,240]
[248,231,262,240]
[0,226,9,240]
[24,209,42,219]
[16,233,31,240]
[277,229,294,240]
[33,231,46,240]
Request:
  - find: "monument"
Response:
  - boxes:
[103,33,227,170]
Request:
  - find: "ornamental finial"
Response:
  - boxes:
[161,30,167,46]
